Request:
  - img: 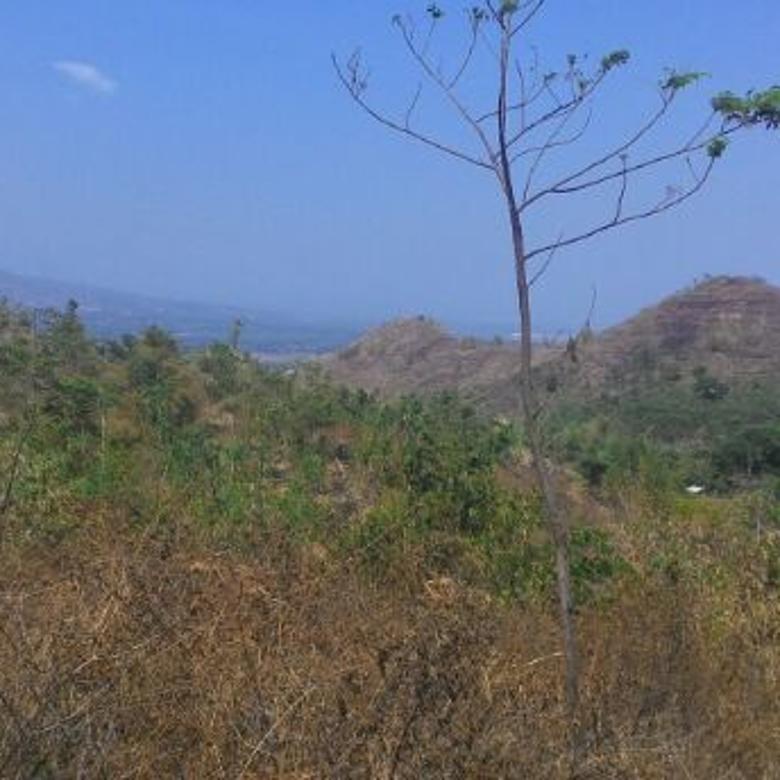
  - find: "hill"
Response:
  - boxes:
[571,275,780,391]
[538,276,780,487]
[0,268,359,356]
[321,316,561,415]
[320,277,780,487]
[323,276,780,412]
[1,294,778,776]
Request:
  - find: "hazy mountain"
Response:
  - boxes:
[0,269,361,355]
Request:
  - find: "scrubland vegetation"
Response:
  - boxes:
[547,371,780,496]
[1,300,779,778]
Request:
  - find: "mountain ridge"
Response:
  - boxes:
[322,275,780,414]
[0,268,360,354]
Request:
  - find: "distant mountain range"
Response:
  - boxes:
[0,269,361,355]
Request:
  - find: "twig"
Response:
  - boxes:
[529,232,564,287]
[236,684,316,779]
[525,156,717,261]
[332,54,493,171]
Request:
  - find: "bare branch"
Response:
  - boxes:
[543,77,565,109]
[524,119,741,205]
[332,54,493,171]
[484,1,501,23]
[510,111,592,165]
[613,154,629,222]
[525,156,717,261]
[476,65,546,124]
[523,92,674,204]
[393,18,499,170]
[510,0,548,36]
[477,45,554,126]
[404,83,423,129]
[507,68,610,146]
[529,231,564,287]
[523,107,594,200]
[448,14,480,89]
[685,155,701,186]
[496,17,518,197]
[514,57,529,132]
[422,18,437,57]
[477,24,500,64]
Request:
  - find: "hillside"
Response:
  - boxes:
[324,277,780,412]
[0,268,359,355]
[1,296,778,776]
[572,275,780,390]
[321,316,561,415]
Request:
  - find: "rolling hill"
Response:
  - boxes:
[322,276,780,415]
[320,315,562,415]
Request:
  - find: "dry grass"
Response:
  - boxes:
[1,515,778,779]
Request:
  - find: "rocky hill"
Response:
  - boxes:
[321,316,561,415]
[575,275,780,387]
[323,277,780,415]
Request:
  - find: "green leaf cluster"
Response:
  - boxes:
[426,3,444,20]
[707,136,729,159]
[662,70,709,92]
[600,49,631,73]
[712,86,780,129]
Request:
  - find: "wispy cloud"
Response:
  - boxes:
[53,60,117,95]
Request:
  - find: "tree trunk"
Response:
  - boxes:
[495,22,581,759]
[509,211,581,731]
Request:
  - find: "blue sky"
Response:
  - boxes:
[0,1,777,333]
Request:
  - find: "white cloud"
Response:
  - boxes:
[53,60,117,95]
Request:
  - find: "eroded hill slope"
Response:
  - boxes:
[323,277,780,415]
[321,316,560,415]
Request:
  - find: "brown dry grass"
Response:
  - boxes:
[1,518,778,779]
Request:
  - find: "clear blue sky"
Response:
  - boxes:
[0,1,777,333]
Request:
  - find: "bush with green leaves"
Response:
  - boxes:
[548,363,780,489]
[0,302,633,605]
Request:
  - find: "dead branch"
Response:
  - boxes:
[394,17,499,169]
[331,53,493,171]
[526,155,717,261]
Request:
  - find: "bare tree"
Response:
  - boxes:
[334,0,778,758]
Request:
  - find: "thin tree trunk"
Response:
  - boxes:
[509,209,581,742]
[495,21,581,760]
